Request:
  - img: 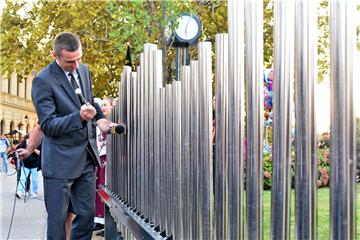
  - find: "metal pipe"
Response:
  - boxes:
[329,1,357,239]
[125,66,131,204]
[131,71,137,209]
[140,53,145,215]
[153,49,163,228]
[172,80,182,239]
[198,41,213,240]
[294,1,317,239]
[136,66,142,212]
[189,60,199,239]
[228,1,245,239]
[145,44,157,223]
[181,65,191,240]
[159,87,166,232]
[271,1,295,239]
[244,0,264,238]
[165,84,173,237]
[215,33,228,240]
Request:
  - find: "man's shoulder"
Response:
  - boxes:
[36,62,54,79]
[78,63,89,72]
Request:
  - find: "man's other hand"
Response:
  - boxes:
[17,148,31,160]
[80,104,96,121]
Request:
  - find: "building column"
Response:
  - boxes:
[10,72,17,96]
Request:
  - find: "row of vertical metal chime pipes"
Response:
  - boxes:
[105,1,357,239]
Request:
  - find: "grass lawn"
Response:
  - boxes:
[262,184,360,239]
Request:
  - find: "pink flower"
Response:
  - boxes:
[317,180,322,187]
[264,171,272,178]
[320,168,328,175]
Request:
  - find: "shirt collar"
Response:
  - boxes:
[55,60,78,79]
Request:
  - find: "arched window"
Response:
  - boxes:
[18,122,24,140]
[0,120,5,135]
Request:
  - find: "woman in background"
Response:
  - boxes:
[93,97,113,236]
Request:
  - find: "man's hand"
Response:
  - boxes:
[96,119,126,135]
[80,104,96,121]
[17,148,31,160]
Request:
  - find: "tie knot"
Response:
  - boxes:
[68,72,79,90]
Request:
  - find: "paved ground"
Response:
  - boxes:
[0,170,103,240]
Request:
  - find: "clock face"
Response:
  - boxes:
[175,14,200,42]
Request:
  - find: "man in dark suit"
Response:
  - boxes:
[31,32,120,239]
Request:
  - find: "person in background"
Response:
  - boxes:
[93,97,114,236]
[16,134,40,199]
[263,68,274,154]
[0,135,11,175]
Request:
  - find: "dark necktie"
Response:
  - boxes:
[68,72,79,90]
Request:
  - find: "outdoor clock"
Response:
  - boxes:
[174,13,202,46]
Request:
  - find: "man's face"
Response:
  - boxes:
[55,47,82,72]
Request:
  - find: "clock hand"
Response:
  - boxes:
[185,17,191,38]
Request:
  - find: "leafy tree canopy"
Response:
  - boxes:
[0,0,358,97]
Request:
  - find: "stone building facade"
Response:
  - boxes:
[0,72,38,142]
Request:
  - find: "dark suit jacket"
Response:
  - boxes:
[31,61,103,179]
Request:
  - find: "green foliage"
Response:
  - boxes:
[263,185,360,240]
[107,0,182,84]
[317,147,330,187]
[262,137,332,189]
[263,0,274,68]
[1,1,357,96]
[317,0,330,83]
[263,151,272,189]
[0,0,122,97]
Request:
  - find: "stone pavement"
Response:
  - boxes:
[0,171,47,239]
[0,171,103,240]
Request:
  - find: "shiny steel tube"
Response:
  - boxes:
[136,66,142,211]
[215,33,228,240]
[165,84,173,236]
[143,45,148,219]
[228,1,245,239]
[271,1,294,239]
[244,0,264,238]
[146,44,157,223]
[198,41,213,240]
[119,72,126,198]
[119,70,125,199]
[131,71,138,208]
[139,53,145,215]
[180,65,191,240]
[172,80,182,239]
[143,47,149,219]
[329,1,357,239]
[159,87,166,232]
[189,60,199,239]
[153,49,162,227]
[125,66,132,203]
[294,1,317,239]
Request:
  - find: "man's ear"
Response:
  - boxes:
[50,51,56,59]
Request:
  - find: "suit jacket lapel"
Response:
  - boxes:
[50,61,81,107]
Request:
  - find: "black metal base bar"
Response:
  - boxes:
[100,185,167,240]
